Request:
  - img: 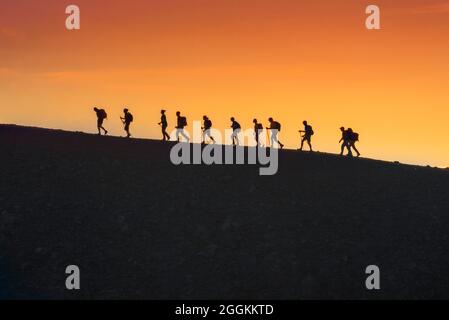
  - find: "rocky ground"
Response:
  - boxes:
[1,124,449,299]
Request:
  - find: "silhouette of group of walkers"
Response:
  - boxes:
[93,107,361,157]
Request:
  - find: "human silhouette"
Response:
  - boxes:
[347,128,361,157]
[266,118,284,149]
[158,109,170,141]
[93,107,108,135]
[120,108,133,138]
[339,127,352,156]
[230,117,241,146]
[201,115,215,144]
[175,111,189,142]
[299,120,314,151]
[253,119,264,147]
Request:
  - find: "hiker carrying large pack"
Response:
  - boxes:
[93,107,108,135]
[230,117,241,146]
[267,117,284,149]
[253,119,264,147]
[347,128,360,157]
[120,108,133,138]
[202,115,215,144]
[175,111,190,142]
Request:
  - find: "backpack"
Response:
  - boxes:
[180,116,187,127]
[206,119,212,128]
[273,121,281,131]
[126,112,133,123]
[306,125,314,136]
[256,123,263,130]
[99,109,107,119]
[351,132,359,141]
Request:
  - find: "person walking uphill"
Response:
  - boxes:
[202,115,215,144]
[253,118,264,147]
[175,111,190,142]
[299,120,314,151]
[339,127,352,156]
[347,128,361,157]
[339,127,361,157]
[93,107,108,135]
[266,118,284,149]
[120,108,133,138]
[230,117,241,146]
[158,109,170,141]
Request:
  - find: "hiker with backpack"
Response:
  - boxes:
[230,117,241,146]
[93,107,108,135]
[347,128,361,157]
[253,118,264,147]
[120,108,133,138]
[299,120,314,151]
[158,109,170,141]
[339,127,352,156]
[266,118,284,149]
[201,115,215,144]
[175,111,190,142]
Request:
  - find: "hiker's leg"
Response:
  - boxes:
[273,132,279,147]
[125,124,130,137]
[182,130,189,142]
[176,129,181,141]
[308,138,313,151]
[351,142,360,156]
[201,131,206,143]
[232,131,238,145]
[300,137,305,150]
[208,130,215,142]
[346,142,353,156]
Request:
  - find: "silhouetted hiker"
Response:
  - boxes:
[339,127,352,156]
[299,120,314,151]
[230,117,241,146]
[93,107,108,135]
[120,108,133,138]
[201,115,215,144]
[158,109,170,141]
[347,128,361,157]
[253,118,264,147]
[267,118,284,149]
[175,111,189,142]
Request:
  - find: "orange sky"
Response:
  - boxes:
[1,0,449,167]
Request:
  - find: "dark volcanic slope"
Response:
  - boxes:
[1,124,449,299]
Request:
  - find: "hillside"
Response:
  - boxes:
[1,124,449,299]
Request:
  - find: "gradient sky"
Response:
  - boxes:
[1,0,449,167]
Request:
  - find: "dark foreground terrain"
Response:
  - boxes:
[1,124,449,299]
